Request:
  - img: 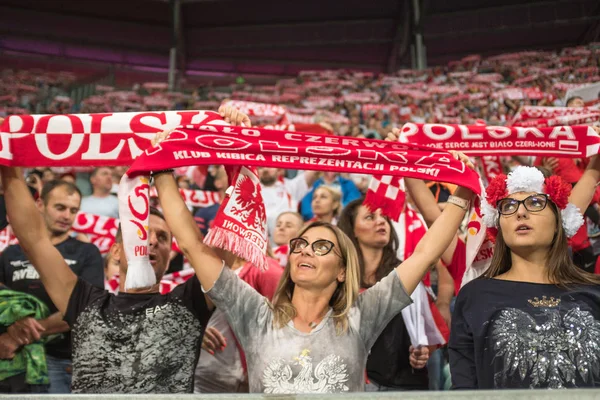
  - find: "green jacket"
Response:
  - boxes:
[0,288,55,385]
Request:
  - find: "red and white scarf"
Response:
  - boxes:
[121,121,480,288]
[10,112,599,289]
[1,111,482,288]
[399,122,600,158]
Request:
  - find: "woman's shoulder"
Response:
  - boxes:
[456,277,544,303]
[458,276,600,300]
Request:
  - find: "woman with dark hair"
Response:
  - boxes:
[449,158,600,389]
[338,198,430,391]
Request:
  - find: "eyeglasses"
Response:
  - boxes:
[289,237,336,256]
[497,194,549,216]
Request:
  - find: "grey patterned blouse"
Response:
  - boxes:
[205,266,412,393]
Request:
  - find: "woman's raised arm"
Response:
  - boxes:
[154,172,224,290]
[394,152,475,295]
[569,154,600,215]
[153,106,249,290]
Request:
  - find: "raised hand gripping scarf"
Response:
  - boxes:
[0,111,482,288]
[9,113,594,290]
[121,122,482,288]
[4,112,599,288]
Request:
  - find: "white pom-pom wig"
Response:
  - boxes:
[481,166,583,238]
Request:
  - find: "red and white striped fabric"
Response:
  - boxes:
[402,283,448,347]
[0,226,18,253]
[282,113,315,124]
[341,92,381,103]
[364,175,405,222]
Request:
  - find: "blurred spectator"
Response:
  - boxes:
[194,166,227,237]
[272,212,304,248]
[194,255,283,393]
[80,167,119,219]
[176,176,191,189]
[299,172,361,221]
[272,211,304,267]
[310,185,342,225]
[0,284,54,393]
[59,172,76,184]
[338,200,431,391]
[0,180,104,393]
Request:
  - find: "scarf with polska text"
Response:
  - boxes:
[0,111,481,289]
[514,105,600,121]
[511,113,600,128]
[398,122,600,157]
[8,112,595,289]
[3,112,598,289]
[121,120,482,288]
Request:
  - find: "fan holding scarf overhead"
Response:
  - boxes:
[143,105,478,393]
[0,107,251,394]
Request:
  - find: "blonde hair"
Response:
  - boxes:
[270,221,361,334]
[313,185,343,218]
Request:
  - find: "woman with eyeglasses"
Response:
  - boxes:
[153,156,475,394]
[449,158,600,390]
[152,117,475,394]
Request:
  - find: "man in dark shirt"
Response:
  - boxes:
[0,166,216,393]
[0,180,104,393]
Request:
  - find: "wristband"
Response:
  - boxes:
[151,169,174,177]
[447,195,470,211]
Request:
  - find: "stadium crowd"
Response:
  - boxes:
[0,41,600,394]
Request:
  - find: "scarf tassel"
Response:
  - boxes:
[204,226,268,271]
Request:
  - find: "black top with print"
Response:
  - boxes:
[449,278,600,389]
[64,275,212,393]
[0,238,104,358]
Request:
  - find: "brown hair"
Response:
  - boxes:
[337,198,401,288]
[270,221,360,334]
[482,200,600,286]
[40,180,82,205]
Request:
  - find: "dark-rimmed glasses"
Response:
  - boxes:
[289,237,336,256]
[497,194,549,216]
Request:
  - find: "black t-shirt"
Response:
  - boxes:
[449,278,600,389]
[367,313,429,390]
[65,275,212,393]
[0,238,104,359]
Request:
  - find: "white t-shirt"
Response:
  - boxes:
[80,195,120,219]
[261,173,309,239]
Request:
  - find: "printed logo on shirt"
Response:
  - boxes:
[262,349,349,393]
[11,258,77,281]
[491,307,600,388]
[11,261,39,281]
[145,303,170,316]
